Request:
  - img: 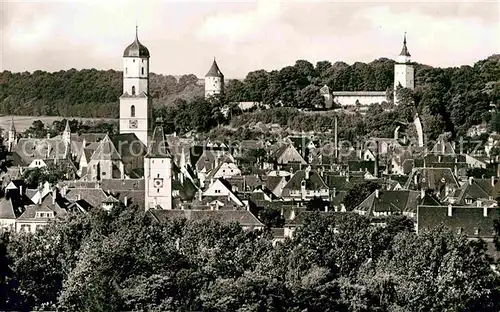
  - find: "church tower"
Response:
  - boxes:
[205,58,224,98]
[7,117,16,152]
[393,33,414,105]
[120,26,152,146]
[144,119,172,210]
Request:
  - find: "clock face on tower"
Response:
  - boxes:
[154,178,163,188]
[129,119,138,129]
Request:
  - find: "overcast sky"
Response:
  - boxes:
[0,0,498,78]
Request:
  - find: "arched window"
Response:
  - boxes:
[141,67,144,75]
[130,105,135,117]
[131,86,136,95]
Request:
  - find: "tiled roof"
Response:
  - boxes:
[356,190,423,214]
[149,209,263,227]
[0,198,17,219]
[65,188,108,208]
[109,133,146,177]
[146,124,171,158]
[283,169,328,192]
[417,205,500,238]
[101,178,144,191]
[90,135,121,161]
[13,138,69,165]
[264,176,285,192]
[205,59,224,78]
[405,168,459,191]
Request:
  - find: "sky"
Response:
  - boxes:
[0,0,499,78]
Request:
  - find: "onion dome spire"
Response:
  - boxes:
[123,25,150,58]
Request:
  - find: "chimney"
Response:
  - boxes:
[198,190,202,201]
[374,141,379,178]
[484,206,488,217]
[124,196,128,206]
[305,166,310,180]
[52,189,56,205]
[346,172,350,182]
[469,176,473,185]
[62,185,67,197]
[421,188,425,199]
[375,189,379,198]
[438,155,442,163]
[324,205,328,212]
[19,185,23,196]
[332,187,336,198]
[46,133,50,139]
[448,204,452,217]
[414,173,418,185]
[492,176,496,187]
[76,193,81,201]
[454,165,458,177]
[477,200,482,207]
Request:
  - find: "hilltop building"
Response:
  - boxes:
[205,58,224,98]
[330,34,415,107]
[393,33,415,104]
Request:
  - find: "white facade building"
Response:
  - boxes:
[144,122,173,210]
[120,26,152,146]
[394,33,415,104]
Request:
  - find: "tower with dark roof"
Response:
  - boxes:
[144,119,172,210]
[204,58,224,98]
[394,33,415,105]
[119,26,152,147]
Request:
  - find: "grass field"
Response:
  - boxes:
[0,115,118,133]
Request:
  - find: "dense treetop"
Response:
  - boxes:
[1,205,500,311]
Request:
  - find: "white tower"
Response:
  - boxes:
[120,26,152,147]
[204,58,224,98]
[144,120,172,210]
[394,33,414,105]
[7,117,16,152]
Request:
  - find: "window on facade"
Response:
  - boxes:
[131,105,136,117]
[125,67,128,74]
[157,174,160,178]
[102,172,106,176]
[141,67,144,75]
[20,224,30,232]
[131,86,136,95]
[157,189,160,193]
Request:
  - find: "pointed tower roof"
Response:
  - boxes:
[205,58,224,78]
[146,119,171,158]
[64,120,71,133]
[91,135,122,161]
[399,33,411,57]
[9,117,15,132]
[123,25,150,58]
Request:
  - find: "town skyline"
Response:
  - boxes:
[0,0,498,78]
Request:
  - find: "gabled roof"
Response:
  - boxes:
[13,138,68,165]
[283,169,328,192]
[146,124,171,158]
[356,190,425,215]
[0,198,17,219]
[205,59,224,78]
[90,135,121,161]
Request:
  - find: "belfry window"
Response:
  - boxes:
[141,67,144,75]
[131,105,135,117]
[132,86,136,95]
[125,67,128,74]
